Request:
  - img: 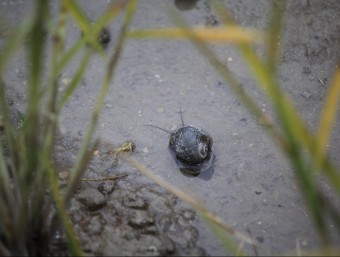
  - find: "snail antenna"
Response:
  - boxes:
[144,124,171,134]
[179,106,185,126]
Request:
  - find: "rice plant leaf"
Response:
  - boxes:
[49,165,83,256]
[25,0,48,178]
[238,45,340,190]
[63,0,124,55]
[0,18,32,71]
[27,0,47,94]
[212,3,340,243]
[92,0,127,33]
[265,1,286,74]
[0,147,14,241]
[0,80,17,168]
[61,0,91,34]
[61,0,104,52]
[63,0,137,205]
[57,1,127,111]
[314,67,340,173]
[128,26,264,44]
[58,50,92,112]
[239,45,309,141]
[55,39,86,74]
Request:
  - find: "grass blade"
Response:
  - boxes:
[163,4,340,247]
[122,155,255,255]
[49,164,83,256]
[63,0,137,205]
[58,49,92,111]
[265,1,286,74]
[128,26,264,44]
[314,67,340,174]
[61,0,91,35]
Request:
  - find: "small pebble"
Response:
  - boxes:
[98,182,115,196]
[78,188,107,211]
[128,210,155,228]
[303,66,311,74]
[301,89,312,99]
[61,78,70,86]
[156,107,164,113]
[258,111,273,126]
[182,209,196,221]
[123,192,148,210]
[105,103,113,109]
[58,171,70,180]
[301,239,308,246]
[87,216,103,235]
[239,117,248,126]
[77,130,85,136]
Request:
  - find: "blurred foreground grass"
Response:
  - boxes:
[0,0,339,256]
[0,0,136,255]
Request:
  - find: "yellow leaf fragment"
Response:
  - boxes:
[128,26,264,44]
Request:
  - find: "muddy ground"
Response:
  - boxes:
[1,0,340,256]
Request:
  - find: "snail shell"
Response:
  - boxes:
[169,125,213,175]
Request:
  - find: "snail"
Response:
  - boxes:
[146,109,214,176]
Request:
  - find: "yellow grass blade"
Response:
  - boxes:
[314,67,340,173]
[121,154,256,255]
[128,26,264,44]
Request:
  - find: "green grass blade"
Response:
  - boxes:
[0,17,32,173]
[58,49,92,111]
[0,79,16,167]
[0,18,32,70]
[64,0,138,205]
[220,6,339,245]
[265,1,286,74]
[61,0,91,35]
[61,0,102,53]
[287,144,331,245]
[63,0,124,56]
[92,1,127,34]
[25,0,48,185]
[49,165,83,256]
[238,44,340,190]
[0,147,14,242]
[56,39,85,74]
